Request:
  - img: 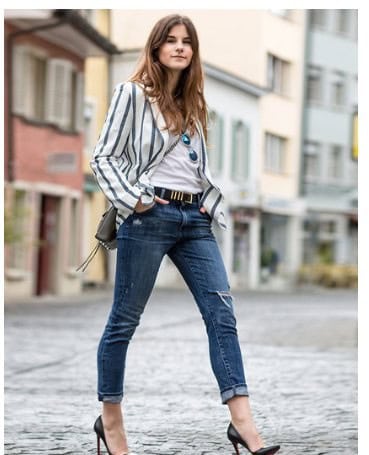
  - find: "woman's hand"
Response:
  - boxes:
[199,206,207,214]
[134,196,169,213]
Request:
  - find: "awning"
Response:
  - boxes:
[5,9,120,57]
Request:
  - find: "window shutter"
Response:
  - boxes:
[12,46,29,116]
[217,115,224,174]
[231,120,237,180]
[243,124,250,179]
[45,59,73,128]
[74,72,84,132]
[62,64,72,129]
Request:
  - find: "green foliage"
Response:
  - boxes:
[4,204,29,245]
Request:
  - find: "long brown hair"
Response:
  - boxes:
[129,14,208,140]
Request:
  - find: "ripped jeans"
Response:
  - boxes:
[97,198,249,404]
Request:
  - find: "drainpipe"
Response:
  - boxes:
[6,18,66,182]
[298,11,310,197]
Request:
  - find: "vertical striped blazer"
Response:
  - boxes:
[90,81,227,231]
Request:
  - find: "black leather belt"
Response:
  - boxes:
[154,187,202,204]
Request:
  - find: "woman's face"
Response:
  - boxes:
[158,24,193,73]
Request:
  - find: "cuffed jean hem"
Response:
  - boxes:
[220,384,249,404]
[98,393,123,403]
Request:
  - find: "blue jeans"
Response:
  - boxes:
[97,198,249,404]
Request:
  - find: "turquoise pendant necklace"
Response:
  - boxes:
[181,131,199,162]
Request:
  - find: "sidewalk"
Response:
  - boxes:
[4,288,357,454]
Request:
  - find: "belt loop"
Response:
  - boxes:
[160,188,165,199]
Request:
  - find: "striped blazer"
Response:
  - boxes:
[90,81,227,231]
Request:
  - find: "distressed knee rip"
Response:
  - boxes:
[216,291,233,308]
[209,290,237,328]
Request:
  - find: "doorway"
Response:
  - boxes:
[36,195,60,295]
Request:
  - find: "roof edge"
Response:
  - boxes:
[53,10,120,55]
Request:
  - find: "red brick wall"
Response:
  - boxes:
[13,118,83,189]
[5,21,85,190]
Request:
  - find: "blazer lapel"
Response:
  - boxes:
[148,95,170,150]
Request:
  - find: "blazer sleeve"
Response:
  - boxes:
[90,82,142,212]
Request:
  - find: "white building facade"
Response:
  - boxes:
[301,9,358,266]
[109,52,266,289]
[107,9,307,290]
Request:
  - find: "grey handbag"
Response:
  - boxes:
[75,206,116,272]
[95,205,118,250]
[76,134,181,272]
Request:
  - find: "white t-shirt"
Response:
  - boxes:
[150,130,204,193]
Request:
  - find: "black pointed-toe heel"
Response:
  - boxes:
[94,415,129,455]
[227,422,280,455]
[94,415,112,455]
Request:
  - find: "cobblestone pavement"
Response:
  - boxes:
[5,287,357,454]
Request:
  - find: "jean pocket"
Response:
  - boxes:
[133,201,157,215]
[200,210,212,221]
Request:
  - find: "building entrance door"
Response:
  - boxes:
[36,195,59,296]
[233,221,250,288]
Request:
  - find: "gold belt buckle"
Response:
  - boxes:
[185,193,193,204]
[170,190,184,201]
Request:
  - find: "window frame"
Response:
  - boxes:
[309,9,327,30]
[231,120,250,183]
[267,53,290,96]
[12,45,84,133]
[303,140,320,181]
[330,70,346,108]
[264,132,287,174]
[327,144,343,180]
[306,65,323,104]
[334,9,351,36]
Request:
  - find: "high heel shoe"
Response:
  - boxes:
[227,422,280,455]
[94,415,129,455]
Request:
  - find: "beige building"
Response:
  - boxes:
[110,10,306,288]
[81,10,118,286]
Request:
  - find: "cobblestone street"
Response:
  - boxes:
[4,287,357,454]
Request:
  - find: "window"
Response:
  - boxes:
[12,46,84,132]
[307,65,323,103]
[267,53,290,96]
[351,76,358,108]
[12,46,47,121]
[207,110,224,176]
[310,9,327,29]
[350,160,358,184]
[331,71,346,107]
[335,9,351,35]
[264,133,286,174]
[231,121,250,182]
[327,145,343,179]
[303,141,320,180]
[30,54,47,120]
[320,220,336,234]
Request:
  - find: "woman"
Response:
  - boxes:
[91,14,280,455]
